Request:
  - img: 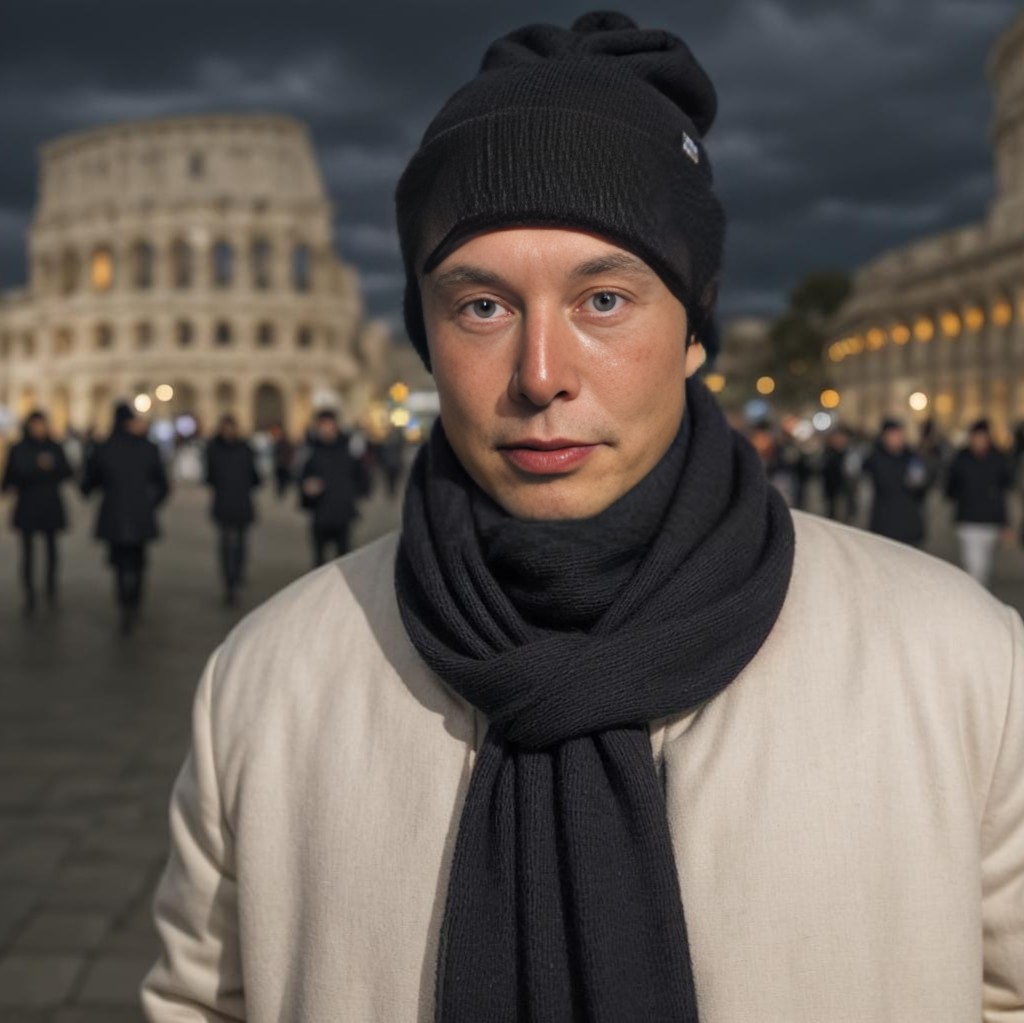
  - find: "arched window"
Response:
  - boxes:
[135,322,154,349]
[175,321,194,347]
[291,243,312,292]
[59,249,80,295]
[256,322,276,347]
[251,238,273,290]
[296,324,314,349]
[214,320,233,346]
[94,323,114,350]
[212,240,234,288]
[171,238,193,289]
[131,241,155,289]
[90,246,115,292]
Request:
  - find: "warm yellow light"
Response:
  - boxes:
[934,394,955,415]
[389,381,410,404]
[133,393,152,414]
[848,336,864,355]
[993,300,1013,327]
[705,372,726,393]
[913,317,935,343]
[892,324,911,345]
[756,376,776,395]
[405,425,423,444]
[91,249,113,291]
[820,389,841,409]
[390,408,411,428]
[909,391,928,412]
[866,328,886,350]
[940,311,961,339]
[828,344,844,363]
[155,384,174,402]
[964,306,985,332]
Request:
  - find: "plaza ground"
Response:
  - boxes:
[0,476,1023,1019]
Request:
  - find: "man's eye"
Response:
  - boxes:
[463,299,501,319]
[588,292,622,313]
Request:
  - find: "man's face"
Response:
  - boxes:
[317,418,339,443]
[882,427,905,454]
[27,417,47,442]
[221,420,238,442]
[421,227,704,519]
[970,430,991,457]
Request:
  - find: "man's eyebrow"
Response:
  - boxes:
[428,252,656,292]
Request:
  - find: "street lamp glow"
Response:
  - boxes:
[820,389,841,409]
[705,372,726,393]
[133,393,152,414]
[155,384,174,402]
[390,408,411,428]
[756,376,776,395]
[909,392,929,412]
[389,381,410,404]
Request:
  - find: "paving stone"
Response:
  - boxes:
[0,953,84,1008]
[45,863,150,913]
[0,885,44,943]
[0,835,72,882]
[12,912,112,953]
[74,954,155,1007]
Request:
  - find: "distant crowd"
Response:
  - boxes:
[747,415,1020,590]
[0,403,407,632]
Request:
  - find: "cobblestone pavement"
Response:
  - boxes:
[0,478,1023,1020]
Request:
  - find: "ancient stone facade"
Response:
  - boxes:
[827,12,1024,437]
[0,114,390,438]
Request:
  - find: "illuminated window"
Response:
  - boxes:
[214,321,233,346]
[292,243,312,292]
[251,238,273,290]
[131,241,155,289]
[90,247,115,292]
[176,320,194,347]
[296,325,314,349]
[212,241,234,288]
[94,323,114,350]
[171,239,193,289]
[256,322,276,347]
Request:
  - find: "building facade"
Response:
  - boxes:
[826,12,1024,438]
[0,114,390,439]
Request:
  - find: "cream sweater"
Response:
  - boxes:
[141,511,1024,1021]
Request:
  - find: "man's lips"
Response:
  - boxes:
[498,439,600,475]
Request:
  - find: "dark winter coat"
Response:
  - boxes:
[205,437,261,526]
[298,437,370,532]
[863,444,931,545]
[1,437,73,533]
[80,428,170,545]
[945,447,1013,526]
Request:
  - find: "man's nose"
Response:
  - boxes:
[509,307,581,409]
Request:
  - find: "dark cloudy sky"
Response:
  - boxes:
[1,0,1018,339]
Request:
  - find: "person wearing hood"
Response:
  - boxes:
[204,414,262,606]
[143,12,1024,1022]
[862,417,932,547]
[1,410,73,615]
[80,402,170,633]
[945,418,1014,588]
[297,408,369,567]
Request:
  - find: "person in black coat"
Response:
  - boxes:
[945,418,1014,588]
[1,410,73,615]
[80,402,170,633]
[862,418,932,547]
[298,409,370,567]
[820,426,859,524]
[205,414,261,606]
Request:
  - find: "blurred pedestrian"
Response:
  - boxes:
[748,420,799,507]
[205,414,261,606]
[298,409,370,567]
[1,410,73,615]
[820,425,859,524]
[80,402,170,634]
[862,418,932,547]
[945,418,1013,589]
[377,427,406,499]
[269,422,296,499]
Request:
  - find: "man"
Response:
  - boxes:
[297,408,369,566]
[81,402,169,634]
[1,409,73,614]
[204,414,261,606]
[862,416,932,547]
[143,13,1023,1021]
[820,424,860,524]
[946,418,1014,588]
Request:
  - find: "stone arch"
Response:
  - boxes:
[170,381,199,421]
[253,381,286,431]
[214,381,237,419]
[130,239,156,289]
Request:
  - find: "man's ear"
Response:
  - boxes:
[684,338,706,378]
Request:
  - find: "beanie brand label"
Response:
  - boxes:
[682,133,700,164]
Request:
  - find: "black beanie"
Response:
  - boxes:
[394,10,727,371]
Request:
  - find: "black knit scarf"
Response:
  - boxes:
[394,377,795,1022]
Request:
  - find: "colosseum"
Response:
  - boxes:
[0,113,391,440]
[826,10,1024,437]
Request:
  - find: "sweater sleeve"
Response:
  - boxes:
[982,605,1024,1020]
[140,647,245,1021]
